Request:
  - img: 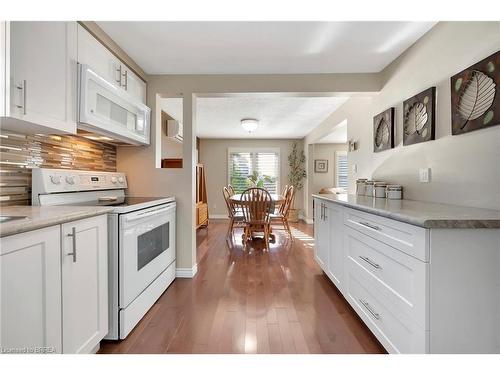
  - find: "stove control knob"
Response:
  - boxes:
[50,175,62,185]
[111,176,118,184]
[118,177,125,184]
[66,176,76,185]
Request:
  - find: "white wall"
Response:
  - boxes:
[310,143,348,195]
[303,22,500,218]
[199,138,303,217]
[357,22,500,210]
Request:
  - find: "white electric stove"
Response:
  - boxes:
[32,168,176,340]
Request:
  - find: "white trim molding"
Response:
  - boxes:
[176,264,198,278]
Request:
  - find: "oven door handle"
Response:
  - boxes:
[123,205,175,222]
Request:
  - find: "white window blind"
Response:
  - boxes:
[228,148,280,194]
[335,151,348,189]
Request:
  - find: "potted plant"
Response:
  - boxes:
[287,141,306,222]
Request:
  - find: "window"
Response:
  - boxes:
[335,151,348,189]
[228,148,280,194]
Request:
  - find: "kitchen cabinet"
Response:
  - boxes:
[0,225,62,354]
[313,198,329,270]
[77,24,146,104]
[0,21,77,134]
[0,215,108,354]
[61,215,108,354]
[313,198,344,292]
[314,195,500,353]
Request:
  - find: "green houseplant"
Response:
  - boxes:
[287,142,306,222]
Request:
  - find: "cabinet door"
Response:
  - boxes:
[124,67,147,103]
[313,199,328,271]
[77,24,121,87]
[327,203,344,291]
[61,215,108,354]
[0,225,62,353]
[9,21,77,133]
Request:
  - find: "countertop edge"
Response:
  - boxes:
[312,194,500,229]
[0,207,114,238]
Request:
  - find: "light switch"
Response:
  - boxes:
[352,164,358,173]
[419,168,431,183]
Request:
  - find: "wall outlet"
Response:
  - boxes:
[419,168,431,183]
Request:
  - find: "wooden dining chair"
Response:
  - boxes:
[227,185,236,196]
[240,187,273,251]
[271,185,295,239]
[222,186,245,237]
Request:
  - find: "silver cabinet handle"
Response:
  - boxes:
[321,203,324,220]
[15,80,27,115]
[122,70,128,90]
[66,227,77,263]
[116,65,122,85]
[358,221,381,231]
[359,255,382,269]
[359,299,380,320]
[323,204,328,220]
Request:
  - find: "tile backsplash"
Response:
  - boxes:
[0,131,116,206]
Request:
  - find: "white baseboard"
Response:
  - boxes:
[176,264,198,278]
[209,214,228,219]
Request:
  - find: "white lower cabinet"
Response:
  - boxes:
[0,215,108,354]
[314,196,500,353]
[0,225,62,353]
[61,215,108,354]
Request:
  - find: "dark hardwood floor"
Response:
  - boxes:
[99,219,385,354]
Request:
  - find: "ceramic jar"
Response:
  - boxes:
[365,180,375,197]
[356,179,367,196]
[374,182,388,198]
[386,185,403,200]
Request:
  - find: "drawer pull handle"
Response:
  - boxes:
[359,299,380,320]
[359,221,381,231]
[359,255,382,269]
[66,227,77,263]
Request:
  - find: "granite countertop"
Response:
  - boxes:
[313,194,500,229]
[0,206,115,238]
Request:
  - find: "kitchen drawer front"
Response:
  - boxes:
[344,208,429,261]
[345,227,428,329]
[346,271,428,353]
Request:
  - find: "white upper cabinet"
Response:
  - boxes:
[1,21,77,134]
[61,215,108,354]
[77,24,146,104]
[0,225,62,354]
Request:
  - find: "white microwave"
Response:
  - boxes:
[77,64,151,145]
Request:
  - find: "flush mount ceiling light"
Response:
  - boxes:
[241,118,259,133]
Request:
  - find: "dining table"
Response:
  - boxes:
[229,193,286,242]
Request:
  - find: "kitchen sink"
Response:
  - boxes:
[0,215,28,223]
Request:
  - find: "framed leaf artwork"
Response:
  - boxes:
[403,87,436,146]
[451,50,500,135]
[373,107,394,152]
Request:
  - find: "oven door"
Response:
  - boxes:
[119,203,176,308]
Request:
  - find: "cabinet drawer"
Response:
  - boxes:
[345,227,428,329]
[344,208,429,261]
[346,271,428,353]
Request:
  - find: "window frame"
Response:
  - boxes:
[227,147,281,194]
[335,150,348,189]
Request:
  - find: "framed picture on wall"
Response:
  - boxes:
[314,159,328,173]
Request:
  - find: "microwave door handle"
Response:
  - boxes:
[124,205,174,222]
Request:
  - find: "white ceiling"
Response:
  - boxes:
[97,21,436,74]
[160,96,348,139]
[315,119,347,144]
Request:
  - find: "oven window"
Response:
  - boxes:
[137,222,169,271]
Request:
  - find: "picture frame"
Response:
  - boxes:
[373,107,395,152]
[451,49,500,135]
[403,87,436,146]
[314,159,328,173]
